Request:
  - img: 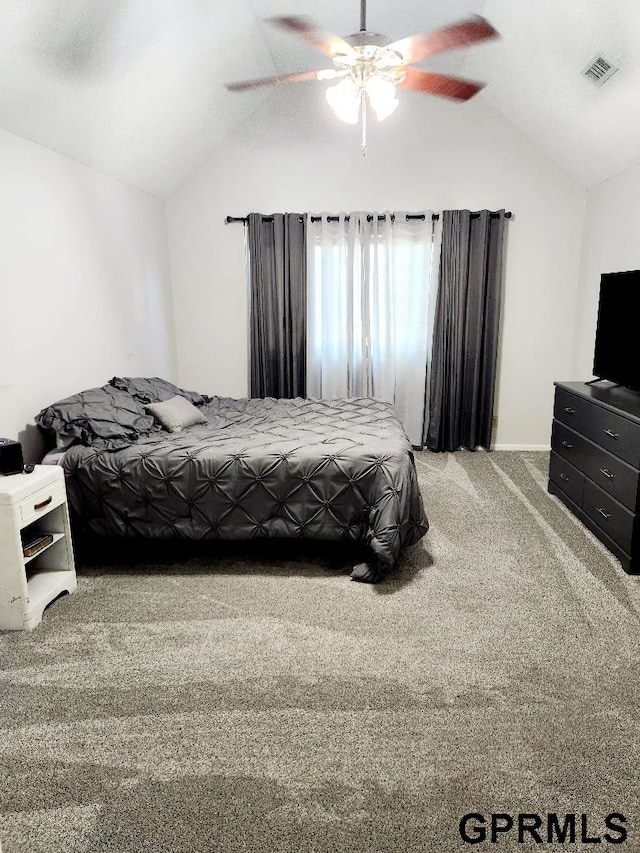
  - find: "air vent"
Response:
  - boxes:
[582,53,618,86]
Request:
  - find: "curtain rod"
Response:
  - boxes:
[226,211,512,224]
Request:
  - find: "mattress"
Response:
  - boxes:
[61,396,428,582]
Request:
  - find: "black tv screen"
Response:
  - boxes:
[593,270,640,390]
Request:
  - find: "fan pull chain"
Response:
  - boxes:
[360,91,367,157]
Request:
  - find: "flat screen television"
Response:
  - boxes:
[593,270,640,391]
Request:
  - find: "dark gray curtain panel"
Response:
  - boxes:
[425,210,507,452]
[248,213,307,398]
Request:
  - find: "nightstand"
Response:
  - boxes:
[0,465,76,630]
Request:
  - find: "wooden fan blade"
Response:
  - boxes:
[398,68,484,101]
[388,16,498,64]
[225,70,331,92]
[266,16,354,58]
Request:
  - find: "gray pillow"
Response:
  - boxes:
[146,395,207,432]
[35,385,158,450]
[110,376,209,406]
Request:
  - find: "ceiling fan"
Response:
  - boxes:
[225,0,499,155]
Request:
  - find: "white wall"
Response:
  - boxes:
[572,163,640,378]
[166,85,586,448]
[0,129,177,463]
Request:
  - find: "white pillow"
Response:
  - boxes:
[145,395,207,432]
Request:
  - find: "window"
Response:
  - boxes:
[306,212,441,445]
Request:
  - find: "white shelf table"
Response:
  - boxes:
[0,465,76,630]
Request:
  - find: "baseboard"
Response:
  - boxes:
[491,444,551,451]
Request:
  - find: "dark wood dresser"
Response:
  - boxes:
[548,381,640,574]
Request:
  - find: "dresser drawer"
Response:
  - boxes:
[548,451,585,507]
[580,443,640,512]
[19,479,66,526]
[551,420,593,471]
[581,405,640,468]
[582,479,635,554]
[554,388,594,432]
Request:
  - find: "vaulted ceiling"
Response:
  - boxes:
[2,0,639,198]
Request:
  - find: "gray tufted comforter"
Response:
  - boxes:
[62,396,428,582]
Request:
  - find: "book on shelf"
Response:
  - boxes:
[21,533,54,558]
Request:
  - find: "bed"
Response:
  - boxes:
[36,378,428,582]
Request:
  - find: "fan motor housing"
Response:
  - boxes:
[337,31,405,70]
[343,31,392,49]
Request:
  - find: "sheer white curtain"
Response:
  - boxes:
[307,211,442,445]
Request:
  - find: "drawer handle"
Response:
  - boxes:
[560,473,570,482]
[561,440,573,449]
[34,495,53,511]
[603,429,620,440]
[599,468,615,480]
[596,507,611,520]
[564,406,576,415]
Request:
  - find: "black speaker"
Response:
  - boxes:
[0,439,24,475]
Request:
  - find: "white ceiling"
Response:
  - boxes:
[1,0,639,198]
[466,0,640,190]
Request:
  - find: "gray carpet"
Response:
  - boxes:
[2,450,640,852]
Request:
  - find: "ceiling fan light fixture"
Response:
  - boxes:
[325,77,360,123]
[225,3,499,155]
[365,75,399,121]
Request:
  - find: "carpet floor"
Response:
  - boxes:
[2,450,640,852]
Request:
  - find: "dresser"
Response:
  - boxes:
[548,381,640,574]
